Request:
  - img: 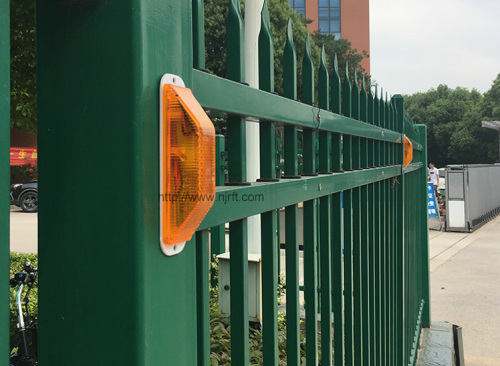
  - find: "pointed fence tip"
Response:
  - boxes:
[286,17,294,39]
[321,45,326,64]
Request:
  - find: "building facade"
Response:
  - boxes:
[290,0,370,74]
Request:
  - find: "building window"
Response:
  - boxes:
[318,0,341,39]
[289,0,305,16]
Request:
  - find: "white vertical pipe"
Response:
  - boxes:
[245,0,264,255]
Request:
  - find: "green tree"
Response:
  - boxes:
[10,0,37,134]
[405,80,500,166]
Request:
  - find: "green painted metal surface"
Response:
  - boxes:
[196,230,211,366]
[0,0,9,363]
[199,167,400,230]
[192,70,401,143]
[36,1,197,365]
[211,136,226,278]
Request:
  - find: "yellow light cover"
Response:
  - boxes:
[160,84,215,247]
[403,135,413,168]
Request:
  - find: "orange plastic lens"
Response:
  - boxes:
[161,84,215,246]
[403,135,413,168]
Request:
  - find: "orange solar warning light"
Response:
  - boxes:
[403,135,413,168]
[160,74,215,256]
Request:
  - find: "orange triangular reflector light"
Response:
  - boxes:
[403,135,413,168]
[160,83,215,250]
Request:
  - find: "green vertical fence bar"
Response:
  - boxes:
[379,91,387,366]
[196,230,210,366]
[258,4,280,364]
[343,65,352,171]
[359,78,371,366]
[386,95,394,366]
[0,0,9,363]
[37,0,197,364]
[367,85,376,366]
[318,48,332,176]
[342,67,354,366]
[330,53,344,366]
[351,73,363,366]
[200,0,224,284]
[374,88,380,166]
[258,0,278,183]
[331,55,342,173]
[211,135,226,286]
[226,1,250,364]
[418,124,431,328]
[351,72,361,171]
[192,0,205,69]
[301,33,319,366]
[393,94,405,365]
[229,218,249,365]
[382,92,390,366]
[261,208,279,366]
[226,0,247,185]
[282,18,300,366]
[375,85,383,366]
[318,46,333,366]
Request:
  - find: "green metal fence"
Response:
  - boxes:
[1,0,429,364]
[191,1,430,365]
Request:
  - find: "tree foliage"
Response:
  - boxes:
[10,0,37,134]
[405,76,500,167]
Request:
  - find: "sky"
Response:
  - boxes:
[370,0,500,97]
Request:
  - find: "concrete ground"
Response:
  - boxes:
[429,217,500,366]
[10,205,37,253]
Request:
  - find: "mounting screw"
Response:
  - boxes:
[224,285,230,291]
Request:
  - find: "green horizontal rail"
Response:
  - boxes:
[409,139,423,152]
[199,165,400,230]
[192,69,401,143]
[403,162,423,174]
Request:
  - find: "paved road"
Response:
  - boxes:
[10,205,37,253]
[430,217,500,366]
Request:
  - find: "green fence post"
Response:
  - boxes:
[37,0,198,364]
[416,124,430,328]
[0,1,10,363]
